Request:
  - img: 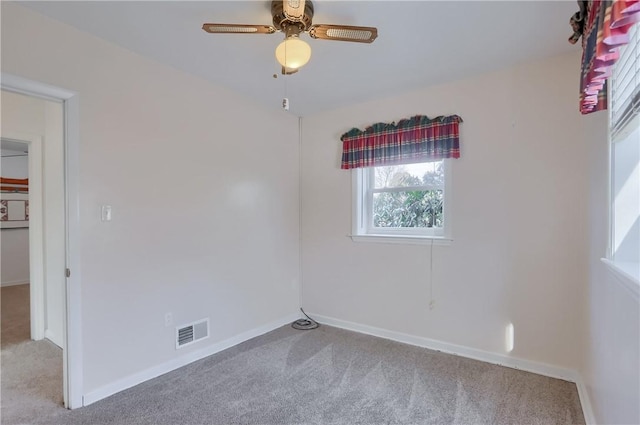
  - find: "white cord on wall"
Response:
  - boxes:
[429,238,435,310]
[291,115,318,331]
[298,116,303,312]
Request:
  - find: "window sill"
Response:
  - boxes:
[600,258,640,299]
[349,234,452,246]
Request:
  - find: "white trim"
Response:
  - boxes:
[309,313,578,382]
[606,80,614,261]
[45,329,62,348]
[601,258,640,300]
[310,313,597,422]
[63,94,82,409]
[2,72,83,409]
[349,234,452,246]
[351,168,365,236]
[351,160,453,241]
[575,377,597,425]
[0,280,30,287]
[1,74,70,103]
[27,135,45,341]
[1,132,45,341]
[82,313,300,406]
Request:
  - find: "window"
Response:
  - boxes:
[341,114,462,244]
[607,23,639,284]
[352,159,451,243]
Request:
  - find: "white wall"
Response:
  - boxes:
[582,108,640,424]
[301,52,589,371]
[6,4,635,420]
[1,146,30,286]
[1,150,28,178]
[2,2,300,398]
[1,91,65,348]
[0,226,30,286]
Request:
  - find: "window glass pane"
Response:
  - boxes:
[612,120,640,263]
[373,189,443,228]
[374,161,443,188]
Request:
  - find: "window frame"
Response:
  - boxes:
[605,23,640,289]
[351,159,453,245]
[606,116,640,287]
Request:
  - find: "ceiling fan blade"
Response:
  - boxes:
[283,0,305,22]
[282,66,299,75]
[202,24,276,34]
[308,24,378,43]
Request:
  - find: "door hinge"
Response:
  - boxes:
[66,268,71,278]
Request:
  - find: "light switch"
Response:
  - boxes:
[101,205,112,222]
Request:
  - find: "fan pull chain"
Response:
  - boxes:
[282,52,289,111]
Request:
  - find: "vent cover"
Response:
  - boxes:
[176,318,209,349]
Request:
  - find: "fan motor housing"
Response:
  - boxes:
[271,0,314,32]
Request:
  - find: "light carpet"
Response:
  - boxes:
[1,284,585,425]
[1,284,64,425]
[4,320,585,425]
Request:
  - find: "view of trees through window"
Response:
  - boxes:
[372,161,444,228]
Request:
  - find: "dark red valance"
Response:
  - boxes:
[575,1,640,114]
[340,115,462,170]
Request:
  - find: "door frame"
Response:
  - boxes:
[1,73,83,409]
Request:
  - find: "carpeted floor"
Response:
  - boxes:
[1,284,64,425]
[1,285,585,424]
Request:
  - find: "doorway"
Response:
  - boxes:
[1,74,82,409]
[1,92,65,346]
[1,94,65,416]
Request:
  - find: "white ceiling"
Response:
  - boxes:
[22,1,579,116]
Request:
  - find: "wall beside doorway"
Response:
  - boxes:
[1,145,30,286]
[1,90,65,348]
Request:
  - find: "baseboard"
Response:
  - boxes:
[309,313,578,383]
[44,329,63,349]
[574,376,597,425]
[82,312,300,406]
[1,280,29,287]
[311,313,599,422]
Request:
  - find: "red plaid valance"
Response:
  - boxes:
[576,0,640,114]
[340,115,463,170]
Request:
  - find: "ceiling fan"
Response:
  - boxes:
[202,0,378,74]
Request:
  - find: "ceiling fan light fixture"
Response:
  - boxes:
[275,37,311,70]
[283,0,306,22]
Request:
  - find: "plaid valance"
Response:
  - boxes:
[340,115,463,170]
[573,0,640,114]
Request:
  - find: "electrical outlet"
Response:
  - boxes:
[164,312,173,327]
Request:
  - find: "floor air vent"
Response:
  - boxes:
[176,318,209,349]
